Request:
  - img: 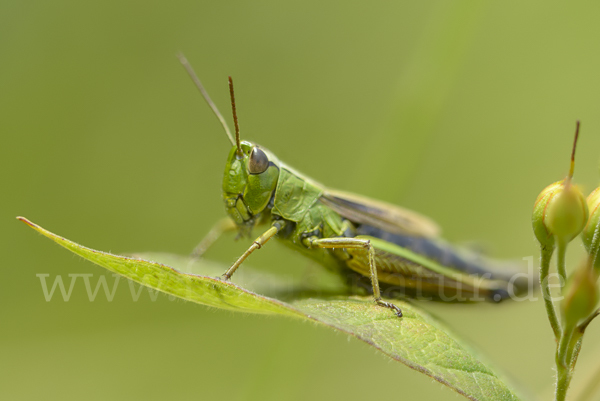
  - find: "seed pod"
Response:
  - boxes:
[561,259,599,329]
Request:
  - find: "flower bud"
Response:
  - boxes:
[533,180,588,248]
[545,182,589,245]
[561,260,599,329]
[533,121,588,248]
[532,181,563,249]
[582,187,600,268]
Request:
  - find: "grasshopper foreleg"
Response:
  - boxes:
[306,237,402,317]
[221,221,285,280]
[191,218,238,259]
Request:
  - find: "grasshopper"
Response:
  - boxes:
[179,55,528,317]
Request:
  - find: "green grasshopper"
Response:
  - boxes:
[179,55,528,317]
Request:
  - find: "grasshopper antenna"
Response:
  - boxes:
[177,53,236,147]
[228,76,243,157]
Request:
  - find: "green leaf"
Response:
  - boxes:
[18,216,523,401]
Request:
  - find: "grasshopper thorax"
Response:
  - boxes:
[222,140,280,234]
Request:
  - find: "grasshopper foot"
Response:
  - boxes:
[217,274,231,282]
[376,299,403,317]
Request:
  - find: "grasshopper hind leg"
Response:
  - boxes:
[306,237,402,317]
[375,299,403,317]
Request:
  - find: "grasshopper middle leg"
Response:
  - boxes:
[306,237,403,317]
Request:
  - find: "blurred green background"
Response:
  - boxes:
[4,1,600,400]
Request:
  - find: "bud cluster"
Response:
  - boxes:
[531,122,600,401]
[532,123,599,329]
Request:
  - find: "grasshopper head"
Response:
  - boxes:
[176,58,279,235]
[222,140,280,234]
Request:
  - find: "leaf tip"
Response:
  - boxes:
[17,216,35,227]
[17,216,45,235]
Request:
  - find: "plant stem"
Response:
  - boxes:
[556,364,574,401]
[555,310,599,401]
[540,246,561,340]
[557,326,574,369]
[553,239,573,401]
[567,331,583,371]
[569,310,600,393]
[556,239,568,288]
[555,326,575,401]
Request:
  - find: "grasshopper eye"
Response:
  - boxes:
[248,147,269,174]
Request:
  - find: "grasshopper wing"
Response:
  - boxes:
[320,190,441,238]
